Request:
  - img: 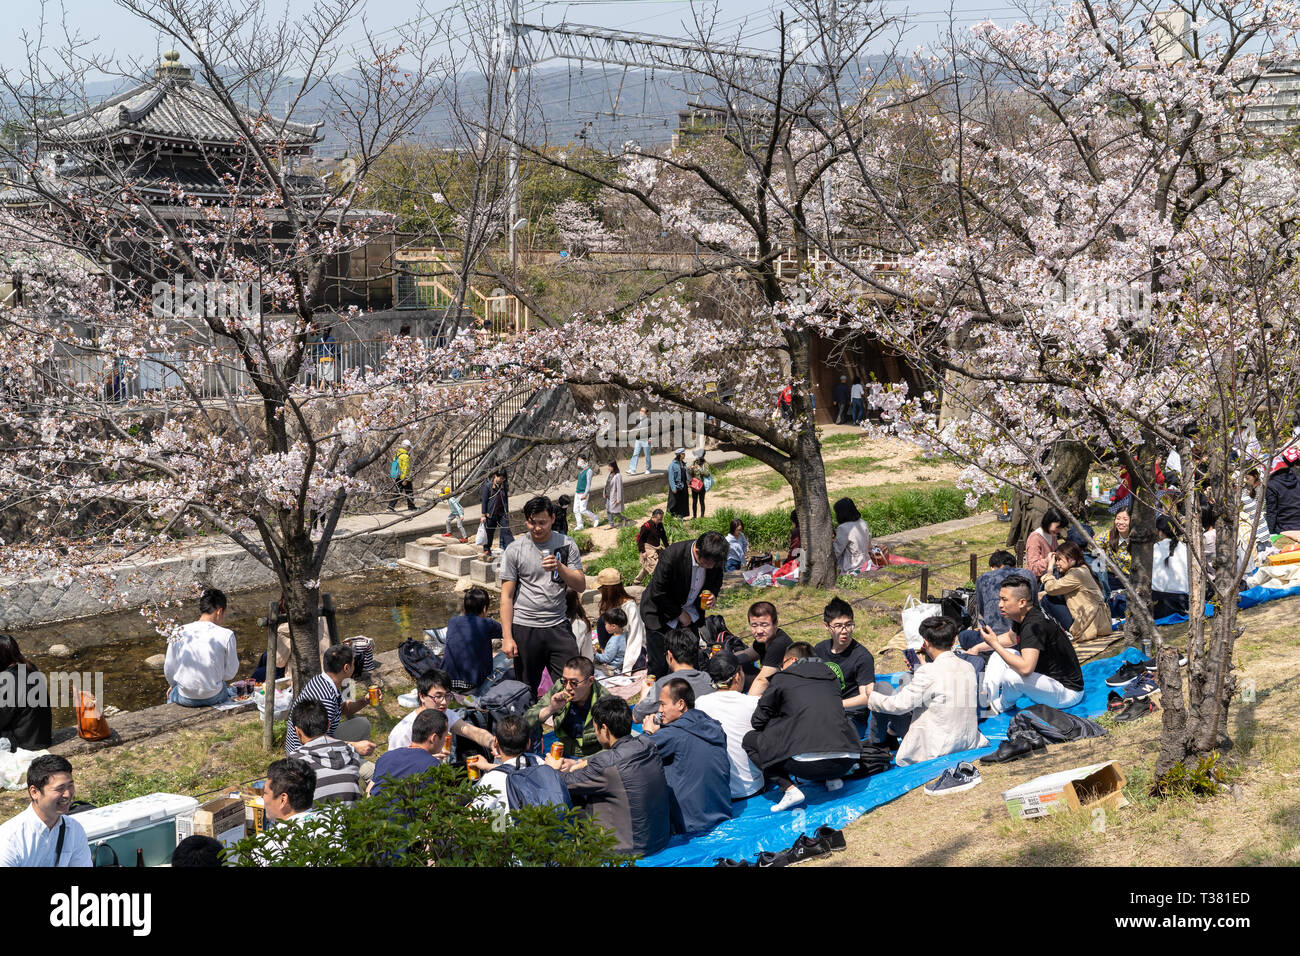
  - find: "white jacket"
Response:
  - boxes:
[867,652,987,767]
[1152,539,1189,594]
[834,519,873,573]
[612,598,645,675]
[164,620,239,700]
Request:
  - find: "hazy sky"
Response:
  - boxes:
[0,0,1034,75]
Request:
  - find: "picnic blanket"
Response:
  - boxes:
[1125,582,1300,629]
[637,646,1145,867]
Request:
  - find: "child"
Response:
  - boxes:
[594,606,629,674]
[444,488,467,541]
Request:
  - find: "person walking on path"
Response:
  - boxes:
[688,450,712,520]
[480,468,512,559]
[667,448,690,519]
[635,509,669,585]
[573,456,601,530]
[850,377,866,425]
[833,375,851,424]
[389,440,416,511]
[443,488,467,541]
[605,461,626,527]
[628,406,654,475]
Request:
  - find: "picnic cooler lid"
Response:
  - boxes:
[78,793,200,840]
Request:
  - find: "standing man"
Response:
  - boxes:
[573,456,600,530]
[833,375,851,424]
[165,587,239,707]
[0,755,92,867]
[389,439,416,511]
[479,468,510,560]
[666,448,690,519]
[604,460,626,528]
[628,406,653,475]
[634,509,669,585]
[499,496,586,698]
[640,531,728,680]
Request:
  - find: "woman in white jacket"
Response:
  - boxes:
[594,567,646,675]
[1152,514,1190,618]
[832,497,873,574]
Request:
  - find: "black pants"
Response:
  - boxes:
[483,515,506,550]
[391,479,415,510]
[513,621,579,700]
[742,730,796,790]
[644,624,668,680]
[691,488,706,517]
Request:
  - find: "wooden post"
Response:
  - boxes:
[320,593,340,647]
[920,566,930,603]
[970,553,978,586]
[263,600,278,753]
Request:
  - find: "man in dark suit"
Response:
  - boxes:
[640,531,729,679]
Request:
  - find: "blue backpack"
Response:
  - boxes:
[495,756,572,811]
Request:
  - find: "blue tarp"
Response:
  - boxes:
[1126,582,1300,628]
[638,646,1147,867]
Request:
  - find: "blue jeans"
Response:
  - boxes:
[629,440,652,473]
[850,398,865,424]
[168,685,232,707]
[953,648,987,680]
[725,558,742,572]
[1042,594,1074,631]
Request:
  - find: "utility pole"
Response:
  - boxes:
[507,0,521,269]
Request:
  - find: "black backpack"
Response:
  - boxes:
[398,638,442,683]
[495,755,572,810]
[451,681,542,765]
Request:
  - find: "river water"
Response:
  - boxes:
[7,567,462,729]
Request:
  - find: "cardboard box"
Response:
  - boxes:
[240,783,267,834]
[1001,761,1128,820]
[177,796,246,846]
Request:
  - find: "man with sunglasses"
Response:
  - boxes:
[525,656,609,762]
[388,670,494,754]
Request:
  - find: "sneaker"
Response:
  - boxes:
[1122,673,1159,700]
[1107,690,1126,711]
[787,833,832,865]
[756,850,790,867]
[1107,659,1153,686]
[924,761,982,796]
[1115,697,1159,722]
[815,826,847,852]
[713,857,751,867]
[770,786,806,813]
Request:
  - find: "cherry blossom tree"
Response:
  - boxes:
[0,0,538,691]
[812,0,1300,777]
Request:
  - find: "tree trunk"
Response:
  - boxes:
[1123,441,1158,655]
[283,535,323,697]
[789,430,837,589]
[1005,440,1091,548]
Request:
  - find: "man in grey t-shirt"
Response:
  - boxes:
[500,495,587,698]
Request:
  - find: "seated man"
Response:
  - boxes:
[696,652,764,800]
[812,597,876,738]
[980,575,1085,714]
[369,709,448,798]
[442,586,503,694]
[255,758,330,864]
[164,587,239,707]
[470,715,570,819]
[284,644,378,761]
[553,696,671,857]
[525,656,610,759]
[0,755,92,867]
[644,678,732,834]
[290,699,362,804]
[744,643,862,813]
[867,616,988,766]
[389,670,495,756]
[633,628,715,725]
[740,601,793,696]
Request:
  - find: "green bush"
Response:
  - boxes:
[229,764,632,867]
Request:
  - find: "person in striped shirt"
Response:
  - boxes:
[290,699,362,804]
[284,645,378,761]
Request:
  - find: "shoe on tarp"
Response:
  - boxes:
[1107,659,1153,686]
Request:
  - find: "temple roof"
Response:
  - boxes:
[37,51,322,150]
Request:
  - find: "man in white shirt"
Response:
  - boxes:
[165,587,239,706]
[387,670,494,754]
[696,652,764,800]
[253,758,331,864]
[0,755,92,867]
[868,617,988,767]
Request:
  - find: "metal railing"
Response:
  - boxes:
[39,335,488,404]
[443,382,540,493]
[394,248,531,334]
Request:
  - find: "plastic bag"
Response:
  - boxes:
[0,746,48,790]
[900,595,942,651]
[474,522,488,547]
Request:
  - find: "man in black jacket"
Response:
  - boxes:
[743,642,862,813]
[1266,447,1300,535]
[640,532,728,679]
[552,696,671,857]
